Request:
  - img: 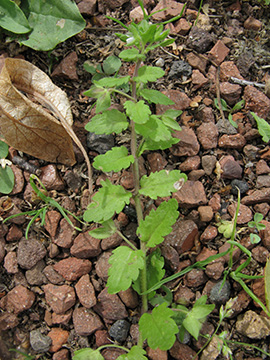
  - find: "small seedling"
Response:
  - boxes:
[248,212,266,244]
[84,55,122,81]
[214,98,245,128]
[3,174,82,239]
[0,140,14,194]
[251,112,270,143]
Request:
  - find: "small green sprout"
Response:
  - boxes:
[0,140,14,194]
[214,98,245,128]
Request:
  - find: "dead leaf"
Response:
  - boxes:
[0,58,76,166]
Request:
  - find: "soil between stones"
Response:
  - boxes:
[1,1,270,359]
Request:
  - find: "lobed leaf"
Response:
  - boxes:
[139,303,178,350]
[73,348,104,360]
[139,170,187,199]
[124,100,151,124]
[137,199,179,247]
[140,88,174,105]
[95,76,130,88]
[135,115,172,142]
[119,48,145,61]
[134,65,165,83]
[141,137,179,153]
[161,115,182,131]
[93,146,134,172]
[85,109,128,135]
[83,179,132,223]
[96,90,111,113]
[117,346,147,360]
[88,220,117,239]
[107,246,144,293]
[102,55,122,75]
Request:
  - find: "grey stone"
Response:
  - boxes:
[209,280,231,305]
[231,179,249,195]
[168,60,192,80]
[109,319,130,342]
[30,329,52,352]
[87,132,114,154]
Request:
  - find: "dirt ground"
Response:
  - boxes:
[1,0,270,359]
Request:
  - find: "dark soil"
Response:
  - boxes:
[1,0,270,359]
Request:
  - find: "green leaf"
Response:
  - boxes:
[141,137,179,153]
[85,109,128,135]
[139,170,187,199]
[134,65,165,83]
[84,85,106,99]
[73,348,104,360]
[21,0,85,51]
[83,179,132,223]
[95,76,130,88]
[0,166,14,194]
[163,109,183,119]
[0,0,31,34]
[102,55,122,75]
[96,90,111,113]
[135,115,172,142]
[124,100,151,124]
[214,98,228,112]
[117,346,147,360]
[0,140,9,158]
[228,113,238,129]
[139,303,178,350]
[140,88,174,105]
[265,257,270,314]
[119,48,145,61]
[217,220,234,238]
[137,199,179,247]
[83,61,96,74]
[251,112,270,143]
[88,220,117,239]
[250,233,261,244]
[93,146,134,172]
[231,99,245,112]
[161,115,182,131]
[107,246,144,293]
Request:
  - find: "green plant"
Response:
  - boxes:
[251,112,270,143]
[248,212,266,244]
[0,0,85,51]
[0,140,14,194]
[84,55,122,82]
[214,98,245,128]
[3,174,81,239]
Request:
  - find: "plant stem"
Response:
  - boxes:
[130,58,148,315]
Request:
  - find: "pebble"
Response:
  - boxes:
[52,349,70,360]
[75,274,97,308]
[241,188,270,206]
[201,155,216,175]
[0,285,35,314]
[179,156,200,172]
[44,210,61,239]
[147,152,168,173]
[209,280,231,304]
[260,220,270,250]
[71,231,101,258]
[43,284,76,314]
[218,134,246,149]
[198,206,213,222]
[109,319,130,342]
[95,329,111,347]
[171,127,200,157]
[155,58,165,67]
[73,307,104,336]
[197,123,218,149]
[25,260,47,285]
[156,89,190,114]
[244,85,270,119]
[243,144,259,161]
[43,264,65,285]
[151,0,184,21]
[118,287,139,309]
[87,132,114,154]
[256,159,270,175]
[17,238,47,270]
[53,257,92,281]
[220,61,243,82]
[48,327,69,352]
[208,40,230,66]
[95,251,112,281]
[0,312,19,331]
[231,179,249,195]
[174,285,195,306]
[40,164,65,191]
[52,309,73,326]
[184,269,208,288]
[236,310,270,339]
[220,82,242,106]
[6,224,23,242]
[30,329,52,352]
[191,69,208,89]
[4,252,18,274]
[10,165,24,195]
[173,180,207,208]
[186,26,213,53]
[147,347,168,360]
[220,155,242,180]
[186,52,208,73]
[200,225,218,243]
[251,246,269,264]
[94,288,128,322]
[227,203,253,224]
[169,341,198,360]
[168,60,192,80]
[256,175,270,188]
[53,216,77,248]
[244,16,262,31]
[51,51,78,81]
[78,0,97,16]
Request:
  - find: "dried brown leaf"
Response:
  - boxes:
[0,58,76,166]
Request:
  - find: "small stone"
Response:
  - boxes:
[147,152,168,173]
[48,328,69,352]
[155,58,165,67]
[43,284,76,314]
[95,251,112,281]
[94,288,128,322]
[197,106,215,123]
[200,335,223,360]
[101,348,126,360]
[87,132,114,154]
[236,51,255,78]
[260,220,270,250]
[186,26,213,53]
[0,285,35,314]
[73,307,103,336]
[0,312,19,331]
[151,0,185,21]
[209,280,231,304]
[243,144,259,161]
[118,288,139,309]
[198,206,213,222]
[156,89,190,114]
[168,60,192,80]
[63,170,82,192]
[228,290,251,318]
[40,164,65,191]
[218,134,246,149]
[44,210,61,239]
[5,224,22,242]
[169,341,198,360]
[254,202,270,217]
[220,156,242,179]
[256,160,270,175]
[200,225,218,243]
[17,238,46,270]
[202,155,216,175]
[184,269,207,288]
[164,219,198,254]
[109,319,130,342]
[25,260,47,285]
[231,179,249,195]
[236,310,270,338]
[257,175,270,188]
[174,18,191,35]
[147,347,168,360]
[171,127,200,156]
[197,123,218,150]
[179,156,200,172]
[220,61,243,82]
[174,285,195,306]
[208,40,230,65]
[161,244,180,271]
[186,52,208,73]
[52,52,78,80]
[52,309,73,326]
[216,118,238,135]
[244,85,270,119]
[54,257,92,281]
[75,274,97,308]
[4,252,18,274]
[10,165,24,195]
[242,188,270,206]
[244,17,262,31]
[71,231,101,258]
[53,216,77,248]
[95,330,111,347]
[205,262,224,280]
[173,180,207,208]
[43,265,65,285]
[209,193,221,212]
[227,203,253,224]
[220,82,242,106]
[52,349,70,360]
[77,0,96,16]
[252,246,269,264]
[30,329,52,352]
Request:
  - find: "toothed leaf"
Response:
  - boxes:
[93,146,134,172]
[124,100,151,124]
[134,65,165,83]
[85,109,128,135]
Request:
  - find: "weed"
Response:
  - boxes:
[214,98,245,128]
[251,112,270,143]
[0,140,14,194]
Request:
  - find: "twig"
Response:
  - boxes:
[216,66,226,123]
[230,76,265,89]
